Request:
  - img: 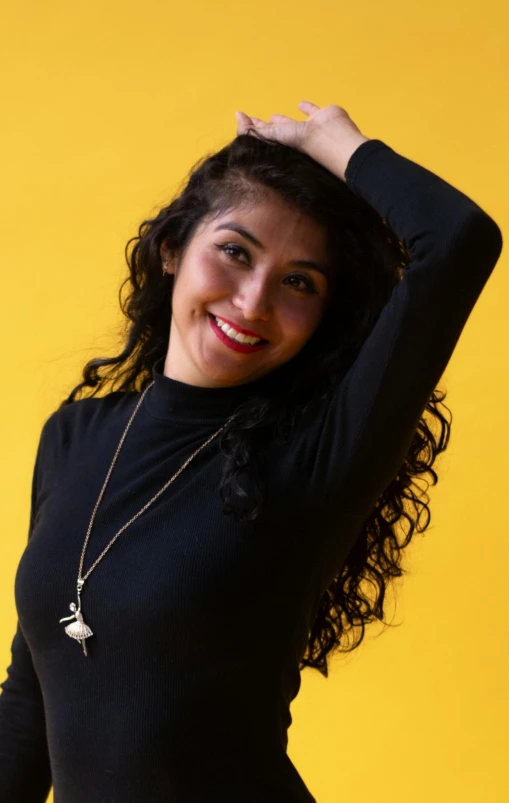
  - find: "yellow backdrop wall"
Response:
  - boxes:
[1,2,507,801]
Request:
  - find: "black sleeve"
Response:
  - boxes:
[306,139,503,514]
[0,420,53,803]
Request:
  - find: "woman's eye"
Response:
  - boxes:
[215,243,317,295]
[283,275,318,295]
[216,243,248,262]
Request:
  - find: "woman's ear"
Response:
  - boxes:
[160,240,178,275]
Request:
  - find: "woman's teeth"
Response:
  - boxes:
[213,316,263,345]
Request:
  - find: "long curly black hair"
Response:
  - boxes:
[58,129,452,678]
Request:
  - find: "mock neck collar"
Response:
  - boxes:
[142,355,285,422]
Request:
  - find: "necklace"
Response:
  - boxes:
[58,377,236,656]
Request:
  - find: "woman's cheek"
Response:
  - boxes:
[193,257,230,298]
[282,303,323,347]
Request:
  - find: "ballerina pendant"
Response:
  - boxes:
[59,577,93,656]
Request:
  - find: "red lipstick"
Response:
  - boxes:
[208,314,268,354]
[211,314,265,340]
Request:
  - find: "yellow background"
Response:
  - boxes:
[1,2,507,801]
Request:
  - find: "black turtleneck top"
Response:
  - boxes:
[0,139,503,803]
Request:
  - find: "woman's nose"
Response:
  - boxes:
[231,278,272,321]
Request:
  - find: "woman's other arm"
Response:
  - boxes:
[0,423,53,802]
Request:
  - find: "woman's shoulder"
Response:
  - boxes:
[43,389,140,447]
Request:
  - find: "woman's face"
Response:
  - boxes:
[160,191,333,388]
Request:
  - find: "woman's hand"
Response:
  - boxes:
[235,101,371,182]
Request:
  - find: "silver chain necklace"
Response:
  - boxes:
[59,377,236,656]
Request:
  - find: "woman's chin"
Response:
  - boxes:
[199,352,268,387]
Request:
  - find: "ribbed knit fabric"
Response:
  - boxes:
[0,139,503,803]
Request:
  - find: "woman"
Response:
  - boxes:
[0,101,503,802]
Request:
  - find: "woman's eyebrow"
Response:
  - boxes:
[213,222,331,276]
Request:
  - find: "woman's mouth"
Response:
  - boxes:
[208,313,269,354]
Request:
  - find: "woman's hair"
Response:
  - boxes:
[58,129,451,678]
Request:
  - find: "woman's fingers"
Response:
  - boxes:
[235,110,256,134]
[298,100,320,116]
[236,102,320,134]
[268,114,294,123]
[234,101,369,183]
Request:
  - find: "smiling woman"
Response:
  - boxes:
[0,110,503,803]
[158,189,332,387]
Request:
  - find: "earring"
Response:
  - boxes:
[162,259,168,275]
